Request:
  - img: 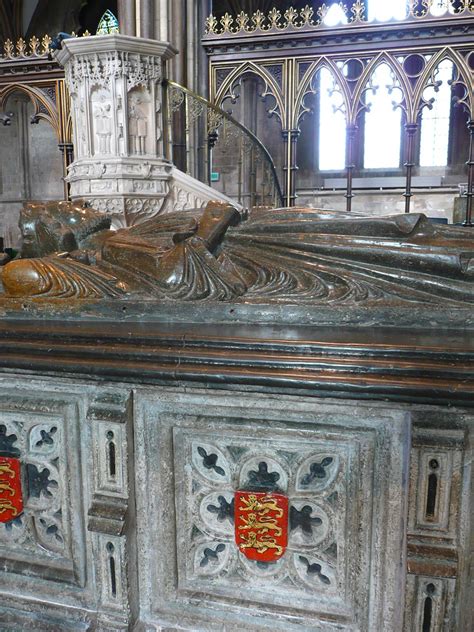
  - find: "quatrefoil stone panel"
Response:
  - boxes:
[0,391,87,589]
[137,391,408,631]
[174,427,357,619]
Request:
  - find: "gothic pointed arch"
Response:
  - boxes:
[96,9,119,35]
[413,47,473,119]
[0,84,60,137]
[293,57,350,130]
[213,61,285,126]
[351,51,413,124]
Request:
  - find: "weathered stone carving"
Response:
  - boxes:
[64,49,163,96]
[142,394,409,631]
[0,394,86,586]
[91,89,114,156]
[1,200,473,304]
[128,87,151,156]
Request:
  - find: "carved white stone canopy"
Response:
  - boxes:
[53,34,177,67]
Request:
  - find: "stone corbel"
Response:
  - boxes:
[88,493,128,535]
[0,111,14,125]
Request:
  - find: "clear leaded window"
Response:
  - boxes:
[323,3,349,26]
[363,63,402,169]
[318,68,346,170]
[313,3,456,173]
[419,59,453,167]
[368,0,407,22]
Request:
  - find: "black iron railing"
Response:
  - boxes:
[162,79,284,209]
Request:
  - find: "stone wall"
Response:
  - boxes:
[296,188,460,222]
[0,94,64,247]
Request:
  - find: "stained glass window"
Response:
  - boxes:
[96,10,120,35]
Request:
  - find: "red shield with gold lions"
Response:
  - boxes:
[234,491,288,562]
[0,456,23,523]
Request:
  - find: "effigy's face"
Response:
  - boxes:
[20,204,62,258]
[19,201,110,258]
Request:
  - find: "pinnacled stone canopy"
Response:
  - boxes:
[0,200,473,305]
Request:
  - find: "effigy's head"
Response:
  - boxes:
[20,200,111,258]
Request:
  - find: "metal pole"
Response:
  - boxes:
[404,122,418,214]
[345,123,357,212]
[463,119,474,227]
[238,135,243,205]
[282,130,290,206]
[289,129,299,206]
[207,129,218,187]
[184,95,190,175]
[283,129,299,207]
[58,142,74,200]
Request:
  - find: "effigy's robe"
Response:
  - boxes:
[1,201,473,305]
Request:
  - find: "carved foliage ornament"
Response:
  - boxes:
[182,433,340,591]
[0,418,67,558]
[66,51,162,94]
[205,1,474,35]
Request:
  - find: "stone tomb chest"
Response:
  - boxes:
[0,202,472,631]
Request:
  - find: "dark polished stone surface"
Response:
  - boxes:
[0,317,471,406]
[2,202,473,306]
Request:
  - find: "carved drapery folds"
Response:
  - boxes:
[1,200,473,305]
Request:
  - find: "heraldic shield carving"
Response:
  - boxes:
[0,456,23,523]
[234,491,289,562]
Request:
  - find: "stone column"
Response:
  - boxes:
[139,0,155,39]
[54,34,176,226]
[154,0,170,42]
[117,0,137,36]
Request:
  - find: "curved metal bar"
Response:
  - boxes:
[163,79,284,206]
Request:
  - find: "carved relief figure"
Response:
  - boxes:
[0,201,473,305]
[76,102,88,157]
[95,103,112,154]
[128,89,151,156]
[129,100,148,155]
[92,91,113,155]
